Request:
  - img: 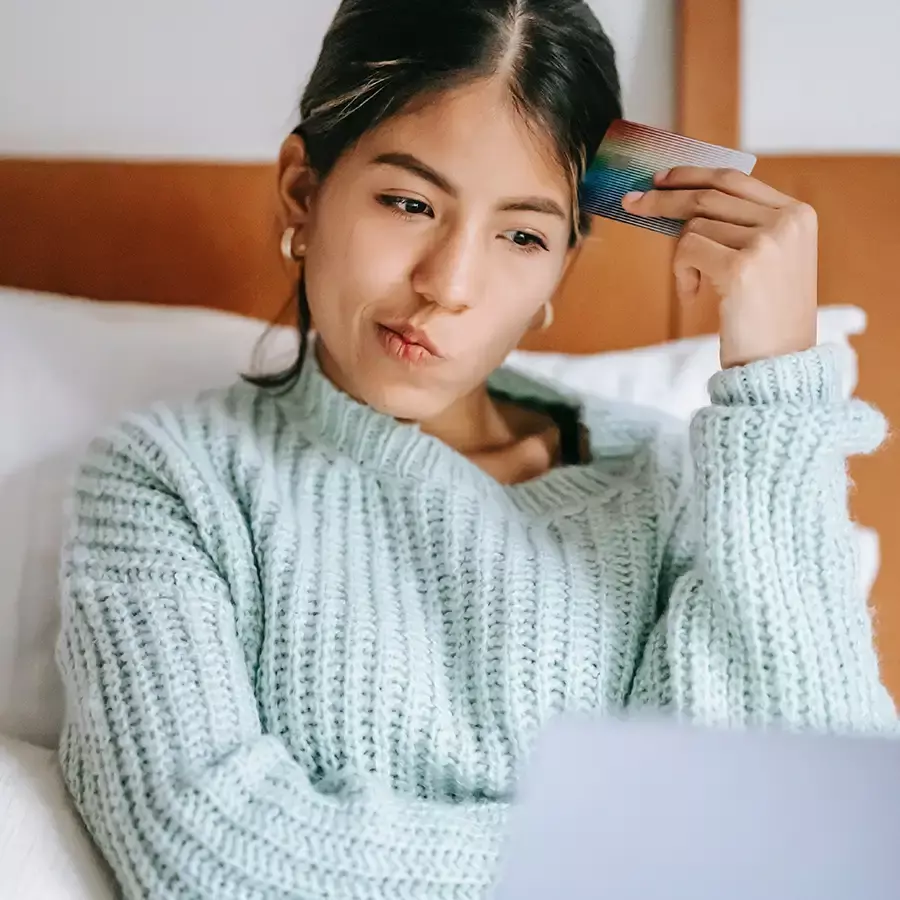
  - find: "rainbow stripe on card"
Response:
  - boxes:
[579,119,757,237]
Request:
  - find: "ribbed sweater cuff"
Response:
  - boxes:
[708,345,843,407]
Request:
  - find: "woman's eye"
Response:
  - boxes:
[503,230,548,253]
[378,195,434,218]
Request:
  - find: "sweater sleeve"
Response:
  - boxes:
[629,345,898,733]
[56,419,506,900]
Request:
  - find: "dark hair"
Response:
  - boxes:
[248,0,622,390]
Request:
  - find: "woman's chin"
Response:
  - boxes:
[362,376,450,424]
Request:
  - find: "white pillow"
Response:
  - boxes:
[0,288,876,747]
[0,288,295,746]
[505,305,865,419]
[0,734,115,899]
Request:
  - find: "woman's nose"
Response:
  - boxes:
[411,227,485,313]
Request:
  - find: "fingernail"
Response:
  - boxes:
[654,169,670,183]
[622,191,644,204]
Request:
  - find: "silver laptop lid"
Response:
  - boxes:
[494,715,900,900]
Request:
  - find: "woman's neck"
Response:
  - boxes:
[419,385,511,454]
[423,386,563,485]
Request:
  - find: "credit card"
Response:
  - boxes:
[579,119,757,237]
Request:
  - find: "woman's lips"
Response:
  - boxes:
[376,322,443,363]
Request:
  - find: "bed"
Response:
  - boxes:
[0,1,898,895]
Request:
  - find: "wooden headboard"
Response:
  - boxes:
[1,0,898,699]
[0,157,675,356]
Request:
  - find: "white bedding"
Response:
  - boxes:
[0,734,115,899]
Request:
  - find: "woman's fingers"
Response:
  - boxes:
[623,187,773,227]
[672,231,738,302]
[681,217,756,250]
[655,166,794,208]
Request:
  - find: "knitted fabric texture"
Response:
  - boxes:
[57,345,897,899]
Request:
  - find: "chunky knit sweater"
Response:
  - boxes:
[57,345,897,900]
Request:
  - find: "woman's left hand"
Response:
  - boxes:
[622,167,818,369]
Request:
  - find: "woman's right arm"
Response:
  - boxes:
[58,418,506,900]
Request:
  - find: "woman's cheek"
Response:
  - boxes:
[357,211,423,271]
[493,251,564,317]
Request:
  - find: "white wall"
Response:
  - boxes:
[741,0,900,152]
[5,1,894,160]
[0,0,674,160]
[589,0,675,131]
[0,0,339,160]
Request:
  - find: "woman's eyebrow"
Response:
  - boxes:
[370,151,566,219]
[371,152,457,195]
[499,197,566,219]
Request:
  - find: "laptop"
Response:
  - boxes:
[493,714,900,900]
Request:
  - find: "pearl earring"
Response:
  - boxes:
[540,301,555,331]
[280,226,306,263]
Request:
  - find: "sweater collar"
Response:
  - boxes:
[286,339,627,513]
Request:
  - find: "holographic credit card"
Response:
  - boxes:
[579,119,757,237]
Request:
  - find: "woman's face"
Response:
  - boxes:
[281,78,577,422]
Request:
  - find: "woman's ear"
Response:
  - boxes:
[277,134,318,234]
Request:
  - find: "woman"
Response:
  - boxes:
[57,0,896,897]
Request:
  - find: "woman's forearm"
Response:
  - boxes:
[630,347,898,732]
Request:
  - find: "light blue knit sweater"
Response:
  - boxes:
[58,344,896,900]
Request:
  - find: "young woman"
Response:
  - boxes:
[57,1,896,897]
